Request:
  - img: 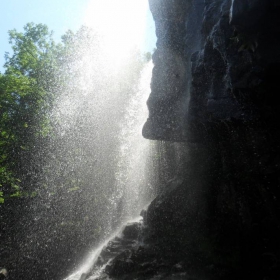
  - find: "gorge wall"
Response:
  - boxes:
[141,0,280,279]
[104,1,280,279]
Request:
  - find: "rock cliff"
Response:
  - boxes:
[142,0,280,279]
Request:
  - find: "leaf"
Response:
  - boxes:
[68,186,80,192]
[10,191,21,198]
[30,191,37,198]
[11,184,20,190]
[1,131,8,137]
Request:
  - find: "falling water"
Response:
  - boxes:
[52,1,157,278]
[63,59,154,280]
[113,61,154,222]
[0,1,156,279]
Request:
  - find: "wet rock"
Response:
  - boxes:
[122,222,140,240]
[142,47,188,141]
[141,0,280,279]
[0,268,7,279]
[142,0,193,141]
[229,0,269,31]
[80,273,87,280]
[171,262,185,273]
[105,250,136,276]
[140,209,147,224]
[206,98,244,120]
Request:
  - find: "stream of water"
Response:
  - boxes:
[60,1,156,278]
[63,57,154,280]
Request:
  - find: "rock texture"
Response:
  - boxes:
[144,0,280,279]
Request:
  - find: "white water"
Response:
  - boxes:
[59,1,156,278]
[63,61,153,280]
[65,216,142,280]
[64,231,119,280]
[113,62,154,222]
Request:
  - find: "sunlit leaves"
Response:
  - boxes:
[67,186,80,192]
[0,23,60,198]
[5,23,53,76]
[0,191,4,203]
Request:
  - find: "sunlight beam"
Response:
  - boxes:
[83,0,148,68]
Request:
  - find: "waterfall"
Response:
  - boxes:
[48,1,157,278]
[0,1,158,278]
[113,61,154,222]
[63,61,154,280]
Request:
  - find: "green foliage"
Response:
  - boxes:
[67,186,80,192]
[0,191,4,203]
[1,22,149,209]
[0,23,61,197]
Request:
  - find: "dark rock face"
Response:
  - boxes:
[143,0,201,141]
[141,0,280,279]
[84,221,192,279]
[82,222,141,279]
[143,0,280,138]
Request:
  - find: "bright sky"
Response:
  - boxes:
[0,0,156,72]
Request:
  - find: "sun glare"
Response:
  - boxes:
[84,0,148,68]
